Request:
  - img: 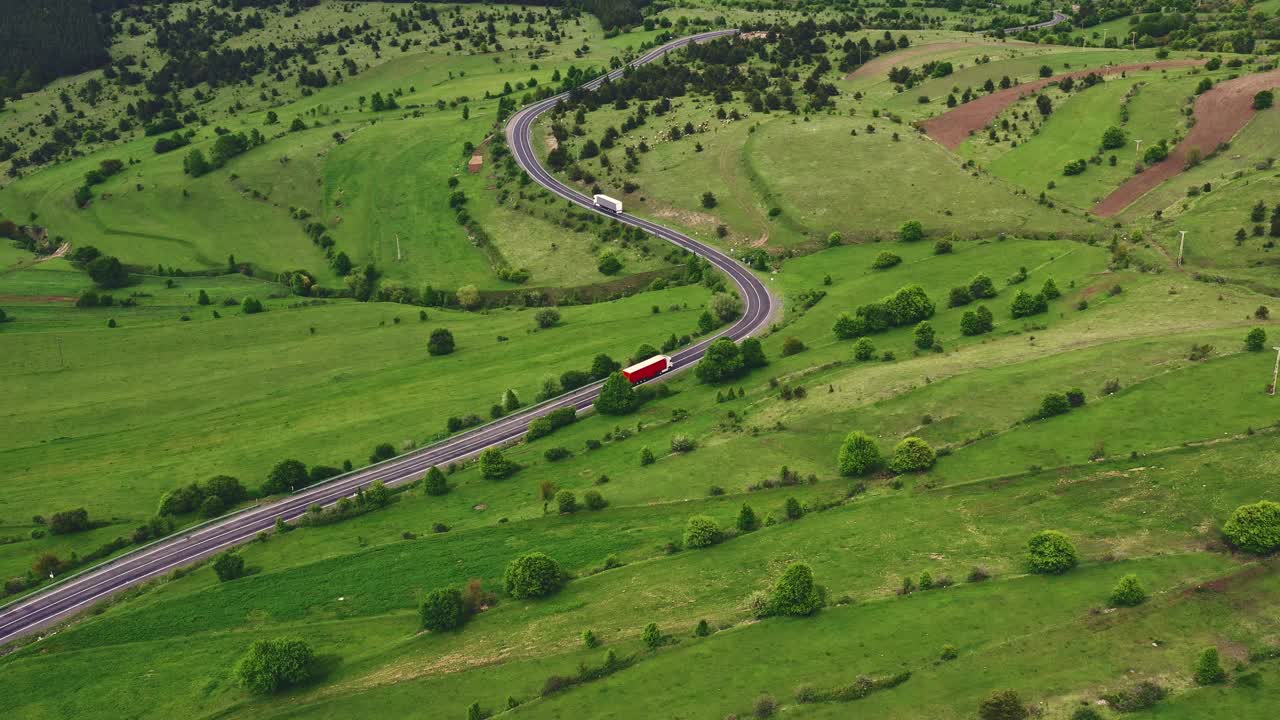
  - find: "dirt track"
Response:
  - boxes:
[1093,68,1280,216]
[919,60,1204,150]
[845,40,1032,81]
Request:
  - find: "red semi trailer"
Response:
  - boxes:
[621,355,671,384]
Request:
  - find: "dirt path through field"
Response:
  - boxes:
[845,40,1031,81]
[920,60,1204,150]
[1093,68,1280,217]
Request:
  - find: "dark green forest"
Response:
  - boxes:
[0,0,109,96]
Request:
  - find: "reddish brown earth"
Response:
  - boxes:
[919,60,1204,150]
[1093,67,1280,216]
[0,294,75,303]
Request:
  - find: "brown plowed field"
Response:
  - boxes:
[1093,68,1280,216]
[920,60,1204,150]
[845,40,1031,81]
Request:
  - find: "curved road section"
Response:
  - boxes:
[999,11,1070,35]
[0,29,771,649]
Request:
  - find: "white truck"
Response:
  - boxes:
[592,194,623,213]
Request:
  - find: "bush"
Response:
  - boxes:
[1246,327,1267,351]
[978,689,1028,720]
[640,446,655,465]
[235,637,315,694]
[427,328,455,355]
[48,508,91,535]
[479,447,516,479]
[888,437,936,473]
[1037,393,1071,419]
[1063,158,1087,176]
[369,443,396,463]
[420,588,466,631]
[934,239,953,255]
[213,551,246,582]
[913,321,935,349]
[1255,89,1274,110]
[1027,530,1078,574]
[785,496,803,520]
[670,435,696,453]
[736,503,758,532]
[683,515,722,548]
[1222,500,1280,553]
[780,336,806,356]
[555,490,577,513]
[1110,574,1147,607]
[423,466,449,496]
[241,296,264,314]
[961,305,995,335]
[534,307,561,328]
[853,336,876,360]
[1071,708,1103,720]
[87,256,129,288]
[543,447,572,462]
[838,431,882,476]
[899,220,924,242]
[766,563,825,617]
[504,551,565,599]
[1010,290,1048,318]
[695,337,745,383]
[583,490,607,510]
[1065,388,1085,407]
[871,251,902,269]
[1103,681,1166,711]
[642,622,663,649]
[753,694,778,718]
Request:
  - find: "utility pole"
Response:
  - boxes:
[1135,138,1142,157]
[1178,230,1187,266]
[1271,346,1280,396]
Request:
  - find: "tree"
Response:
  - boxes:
[853,336,876,360]
[781,336,806,356]
[1040,277,1060,300]
[1009,290,1047,318]
[263,459,308,494]
[420,587,466,632]
[197,289,211,305]
[213,552,246,582]
[583,490,607,510]
[1101,126,1127,150]
[479,448,515,480]
[290,117,307,132]
[1110,574,1147,607]
[697,309,718,334]
[370,443,396,463]
[86,256,128,288]
[330,251,352,276]
[502,388,522,411]
[889,437,935,473]
[969,274,997,298]
[1222,500,1280,554]
[456,284,481,309]
[833,312,866,339]
[534,308,561,328]
[978,689,1028,720]
[961,305,995,335]
[595,371,637,415]
[838,431,882,476]
[683,515,722,548]
[1193,647,1226,685]
[503,551,565,599]
[428,328,455,356]
[1246,327,1267,351]
[695,337,743,383]
[710,292,741,323]
[1027,530,1078,574]
[872,251,901,269]
[184,148,211,177]
[1036,93,1052,116]
[589,354,619,379]
[642,622,662,648]
[423,466,449,496]
[899,219,924,242]
[736,503,758,532]
[48,508,90,534]
[701,191,717,208]
[1037,393,1071,419]
[768,563,824,617]
[555,489,577,513]
[235,638,315,694]
[785,496,803,520]
[740,337,767,369]
[640,446,655,466]
[913,321,935,349]
[1254,90,1274,111]
[241,296,264,314]
[597,252,623,275]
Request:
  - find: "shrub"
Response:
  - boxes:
[1037,393,1071,419]
[871,251,902,269]
[838,431,882,476]
[479,447,516,480]
[504,551,565,599]
[48,508,91,535]
[1246,327,1267,351]
[767,563,825,617]
[640,446,655,466]
[670,435,696,453]
[420,588,466,631]
[534,307,561,328]
[1065,388,1085,407]
[940,644,958,661]
[853,336,876,361]
[969,273,997,299]
[978,689,1028,720]
[1255,89,1274,110]
[423,466,449,496]
[1063,158,1087,176]
[1071,708,1103,720]
[427,328,455,355]
[213,552,246,582]
[642,622,663,648]
[369,443,396,463]
[780,336,806,356]
[594,371,636,415]
[753,694,778,718]
[1223,500,1280,553]
[695,337,745,383]
[555,490,577,513]
[1103,681,1166,711]
[241,296,264,314]
[1010,290,1048,318]
[1027,530,1078,574]
[736,503,758,532]
[961,305,995,336]
[899,219,924,242]
[235,638,315,694]
[583,490,607,510]
[913,320,935,349]
[543,447,571,462]
[695,619,711,637]
[683,515,722,548]
[1109,574,1147,607]
[582,629,598,648]
[87,256,129,288]
[934,239,953,255]
[888,437,936,473]
[785,496,803,520]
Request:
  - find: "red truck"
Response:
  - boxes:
[622,355,671,384]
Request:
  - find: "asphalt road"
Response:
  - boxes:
[0,29,772,649]
[1001,11,1071,34]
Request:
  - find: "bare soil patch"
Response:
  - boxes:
[845,40,1029,81]
[1093,68,1280,217]
[920,60,1204,150]
[0,294,75,303]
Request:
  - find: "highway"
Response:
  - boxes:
[1001,11,1071,34]
[0,30,772,649]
